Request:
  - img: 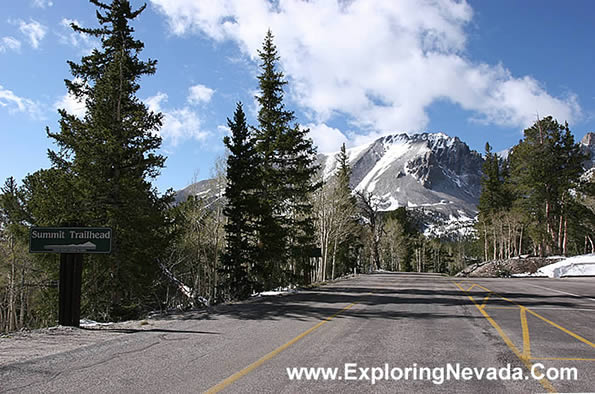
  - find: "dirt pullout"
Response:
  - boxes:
[456,257,563,278]
[0,315,204,367]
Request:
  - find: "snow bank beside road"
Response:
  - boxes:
[79,319,114,328]
[536,253,595,278]
[253,287,298,297]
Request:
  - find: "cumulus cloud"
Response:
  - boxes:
[306,123,348,153]
[188,84,215,104]
[0,84,41,118]
[57,18,100,54]
[0,37,21,53]
[54,94,86,119]
[145,92,210,145]
[150,0,581,142]
[17,19,47,49]
[217,124,231,135]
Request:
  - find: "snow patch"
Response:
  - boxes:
[252,286,299,297]
[382,196,400,211]
[79,319,114,327]
[536,254,595,278]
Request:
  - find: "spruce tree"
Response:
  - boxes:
[478,143,510,216]
[252,30,319,289]
[335,143,356,208]
[331,143,358,277]
[40,0,171,319]
[278,123,320,282]
[221,103,258,299]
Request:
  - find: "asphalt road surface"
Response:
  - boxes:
[1,273,594,393]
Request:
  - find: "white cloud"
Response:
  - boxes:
[145,92,168,113]
[0,37,21,53]
[145,92,210,145]
[54,94,86,119]
[0,84,41,118]
[188,84,215,104]
[32,0,53,8]
[150,0,581,144]
[54,78,89,118]
[306,123,348,153]
[57,18,99,54]
[217,124,231,135]
[17,19,47,49]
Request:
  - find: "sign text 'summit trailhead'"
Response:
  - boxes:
[29,227,112,253]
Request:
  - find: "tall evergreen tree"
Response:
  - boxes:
[278,122,320,282]
[330,143,358,277]
[34,0,171,319]
[478,142,510,216]
[252,30,319,289]
[221,103,258,300]
[336,143,354,201]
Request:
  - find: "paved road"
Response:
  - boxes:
[1,273,594,393]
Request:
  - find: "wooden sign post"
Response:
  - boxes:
[30,227,112,327]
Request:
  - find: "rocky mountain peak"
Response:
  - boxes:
[581,132,595,148]
[319,132,484,238]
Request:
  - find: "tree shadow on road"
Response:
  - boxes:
[155,273,589,323]
[80,327,220,335]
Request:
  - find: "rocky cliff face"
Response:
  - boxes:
[581,132,595,170]
[320,132,484,237]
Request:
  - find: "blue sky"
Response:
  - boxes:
[1,0,594,192]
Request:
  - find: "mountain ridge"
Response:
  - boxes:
[175,131,594,238]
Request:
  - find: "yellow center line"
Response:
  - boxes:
[204,301,358,393]
[520,307,531,360]
[453,281,556,393]
[531,357,595,361]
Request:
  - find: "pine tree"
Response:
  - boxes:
[336,143,354,202]
[478,142,509,216]
[37,0,171,319]
[330,143,358,278]
[279,123,320,282]
[252,30,319,289]
[221,103,259,299]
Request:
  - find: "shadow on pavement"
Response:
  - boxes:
[156,273,587,323]
[80,327,220,335]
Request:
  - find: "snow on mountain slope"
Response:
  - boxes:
[320,132,484,238]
